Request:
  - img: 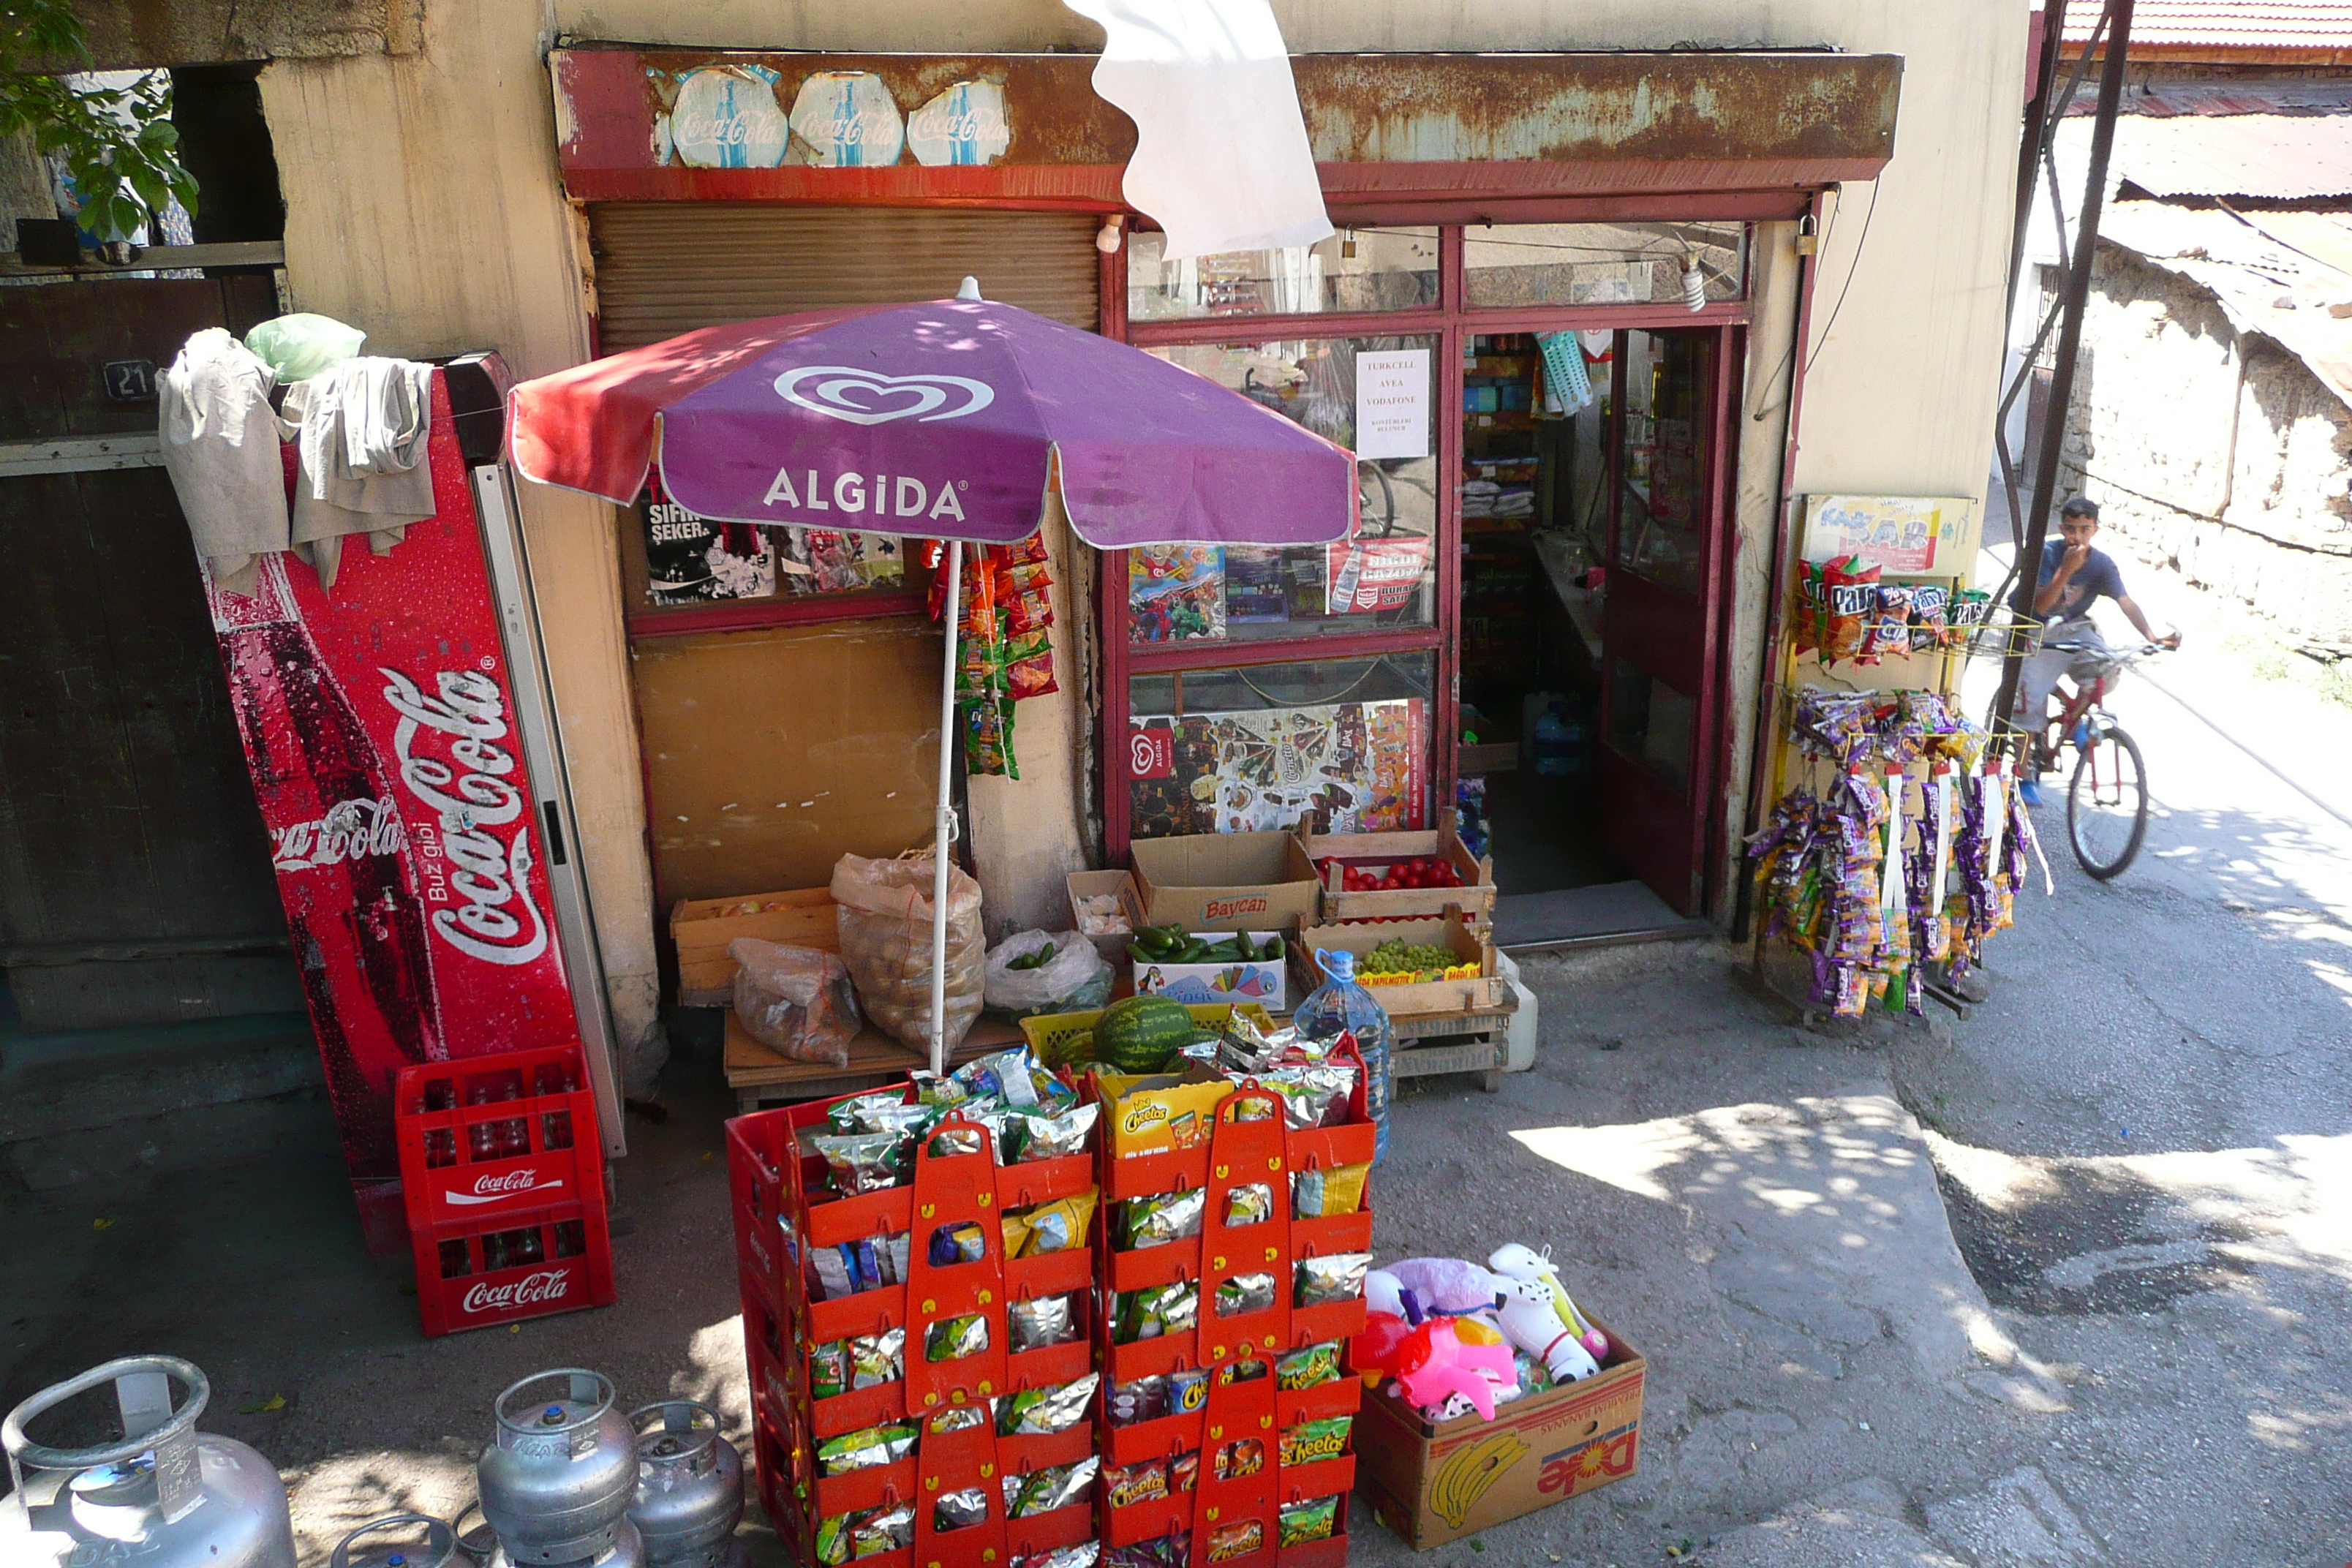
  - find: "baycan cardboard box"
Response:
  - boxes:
[1128,830,1320,932]
[1354,1319,1644,1549]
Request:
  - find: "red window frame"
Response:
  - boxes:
[1099,220,1754,859]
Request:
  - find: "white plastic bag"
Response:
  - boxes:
[831,852,985,1053]
[983,930,1115,1019]
[730,938,860,1068]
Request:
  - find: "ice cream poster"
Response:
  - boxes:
[1128,698,1427,838]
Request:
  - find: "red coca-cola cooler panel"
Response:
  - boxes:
[200,364,585,1254]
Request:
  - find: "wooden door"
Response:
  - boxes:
[1597,327,1735,916]
[0,275,297,1027]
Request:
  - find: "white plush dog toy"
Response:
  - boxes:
[1493,1276,1600,1382]
[1489,1242,1610,1360]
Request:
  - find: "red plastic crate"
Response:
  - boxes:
[412,1207,615,1336]
[396,1046,614,1337]
[395,1046,606,1229]
[727,1079,1106,1568]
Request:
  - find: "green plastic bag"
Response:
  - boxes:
[244,314,366,382]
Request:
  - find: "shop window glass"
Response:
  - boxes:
[625,478,919,617]
[1607,659,1695,797]
[1131,337,1438,647]
[1464,222,1746,309]
[1126,227,1439,322]
[1614,330,1714,595]
[1126,654,1435,838]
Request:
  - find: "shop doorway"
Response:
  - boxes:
[1458,325,1733,927]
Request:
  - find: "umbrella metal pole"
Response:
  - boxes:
[930,540,963,1077]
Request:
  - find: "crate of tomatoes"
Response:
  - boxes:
[1297,813,1496,923]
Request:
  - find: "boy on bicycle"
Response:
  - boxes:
[2014,495,2179,802]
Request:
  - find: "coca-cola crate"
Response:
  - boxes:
[395,1045,606,1231]
[413,1208,614,1336]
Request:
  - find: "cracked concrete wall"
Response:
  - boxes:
[2061,243,2352,649]
[73,0,423,67]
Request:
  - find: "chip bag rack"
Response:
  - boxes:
[1087,1046,1374,1567]
[725,1082,1100,1568]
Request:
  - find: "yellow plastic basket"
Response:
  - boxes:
[1019,1000,1276,1069]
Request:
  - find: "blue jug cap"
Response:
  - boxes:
[1316,948,1354,981]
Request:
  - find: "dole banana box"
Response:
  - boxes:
[1354,1316,1644,1549]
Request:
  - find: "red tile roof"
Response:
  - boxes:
[2063,1,2352,50]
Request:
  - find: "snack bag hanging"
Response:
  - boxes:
[1822,555,1881,664]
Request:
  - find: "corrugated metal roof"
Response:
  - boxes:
[2107,111,2352,197]
[2100,200,2352,406]
[2064,1,2352,49]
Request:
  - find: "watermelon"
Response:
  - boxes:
[1092,995,1196,1074]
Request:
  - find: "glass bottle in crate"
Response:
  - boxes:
[1294,948,1394,1164]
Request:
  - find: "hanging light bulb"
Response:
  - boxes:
[1682,258,1708,312]
[1096,214,1126,254]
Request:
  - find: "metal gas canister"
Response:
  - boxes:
[0,1356,295,1568]
[624,1403,741,1568]
[475,1371,638,1566]
[332,1515,461,1568]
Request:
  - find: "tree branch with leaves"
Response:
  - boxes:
[0,0,197,242]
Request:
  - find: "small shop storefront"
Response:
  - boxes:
[548,46,1899,937]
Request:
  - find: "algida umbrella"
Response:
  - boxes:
[508,279,1358,1071]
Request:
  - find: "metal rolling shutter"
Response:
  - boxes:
[588,205,1101,350]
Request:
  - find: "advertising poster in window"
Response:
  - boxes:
[1128,699,1426,837]
[640,479,774,604]
[1128,544,1227,641]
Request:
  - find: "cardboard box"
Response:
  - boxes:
[1354,1318,1645,1550]
[1457,741,1518,776]
[1128,831,1319,932]
[1065,870,1145,964]
[1130,930,1286,1010]
[668,886,835,1008]
[1292,911,1507,1018]
[1298,813,1498,923]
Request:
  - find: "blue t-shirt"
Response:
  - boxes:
[2037,539,2125,625]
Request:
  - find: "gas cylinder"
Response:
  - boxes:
[484,1520,643,1568]
[475,1371,637,1567]
[624,1404,740,1568]
[0,1355,295,1568]
[332,1515,460,1568]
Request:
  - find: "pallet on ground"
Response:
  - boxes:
[1389,1036,1503,1093]
[723,1013,1025,1111]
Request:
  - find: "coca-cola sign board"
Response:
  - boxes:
[201,372,581,1246]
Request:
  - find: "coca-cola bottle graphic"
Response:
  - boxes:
[206,554,445,1181]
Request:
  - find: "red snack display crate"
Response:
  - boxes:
[725,1081,1104,1568]
[394,1045,614,1337]
[1090,1046,1374,1567]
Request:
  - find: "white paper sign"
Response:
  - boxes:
[1354,348,1430,461]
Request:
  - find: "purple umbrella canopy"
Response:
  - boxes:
[648,295,1358,548]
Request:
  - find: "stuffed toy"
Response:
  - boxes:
[1493,1276,1600,1382]
[1394,1318,1517,1421]
[1489,1242,1609,1359]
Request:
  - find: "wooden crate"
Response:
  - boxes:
[1297,812,1498,923]
[1292,911,1507,1017]
[668,886,835,1008]
[723,1013,1025,1112]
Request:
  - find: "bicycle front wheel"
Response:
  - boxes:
[2067,726,2149,880]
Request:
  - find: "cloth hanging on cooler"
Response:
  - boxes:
[157,328,291,595]
[284,356,438,589]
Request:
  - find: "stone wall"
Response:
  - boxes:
[2060,241,2352,649]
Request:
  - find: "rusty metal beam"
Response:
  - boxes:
[552,46,1901,206]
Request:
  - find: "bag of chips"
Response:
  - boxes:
[928,1221,987,1267]
[1215,1272,1276,1317]
[1103,1457,1167,1509]
[1792,559,1827,655]
[1115,1281,1198,1343]
[815,1423,918,1477]
[1273,1341,1343,1392]
[1224,1183,1274,1226]
[1009,1102,1098,1163]
[1003,1456,1098,1519]
[1011,1547,1098,1568]
[1003,1189,1097,1259]
[1822,555,1880,664]
[1212,1439,1264,1482]
[1278,1416,1352,1467]
[1166,1367,1210,1414]
[998,1373,1099,1437]
[1007,1292,1078,1352]
[1910,583,1948,652]
[1118,1187,1205,1250]
[1289,1161,1368,1218]
[1861,584,1913,663]
[811,1131,909,1196]
[1107,1374,1165,1427]
[1105,1533,1188,1568]
[815,1504,913,1567]
[925,1314,990,1362]
[933,1488,989,1533]
[1294,1251,1373,1308]
[1278,1497,1338,1548]
[1205,1520,1262,1564]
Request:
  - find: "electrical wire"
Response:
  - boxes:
[1804,178,1882,375]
